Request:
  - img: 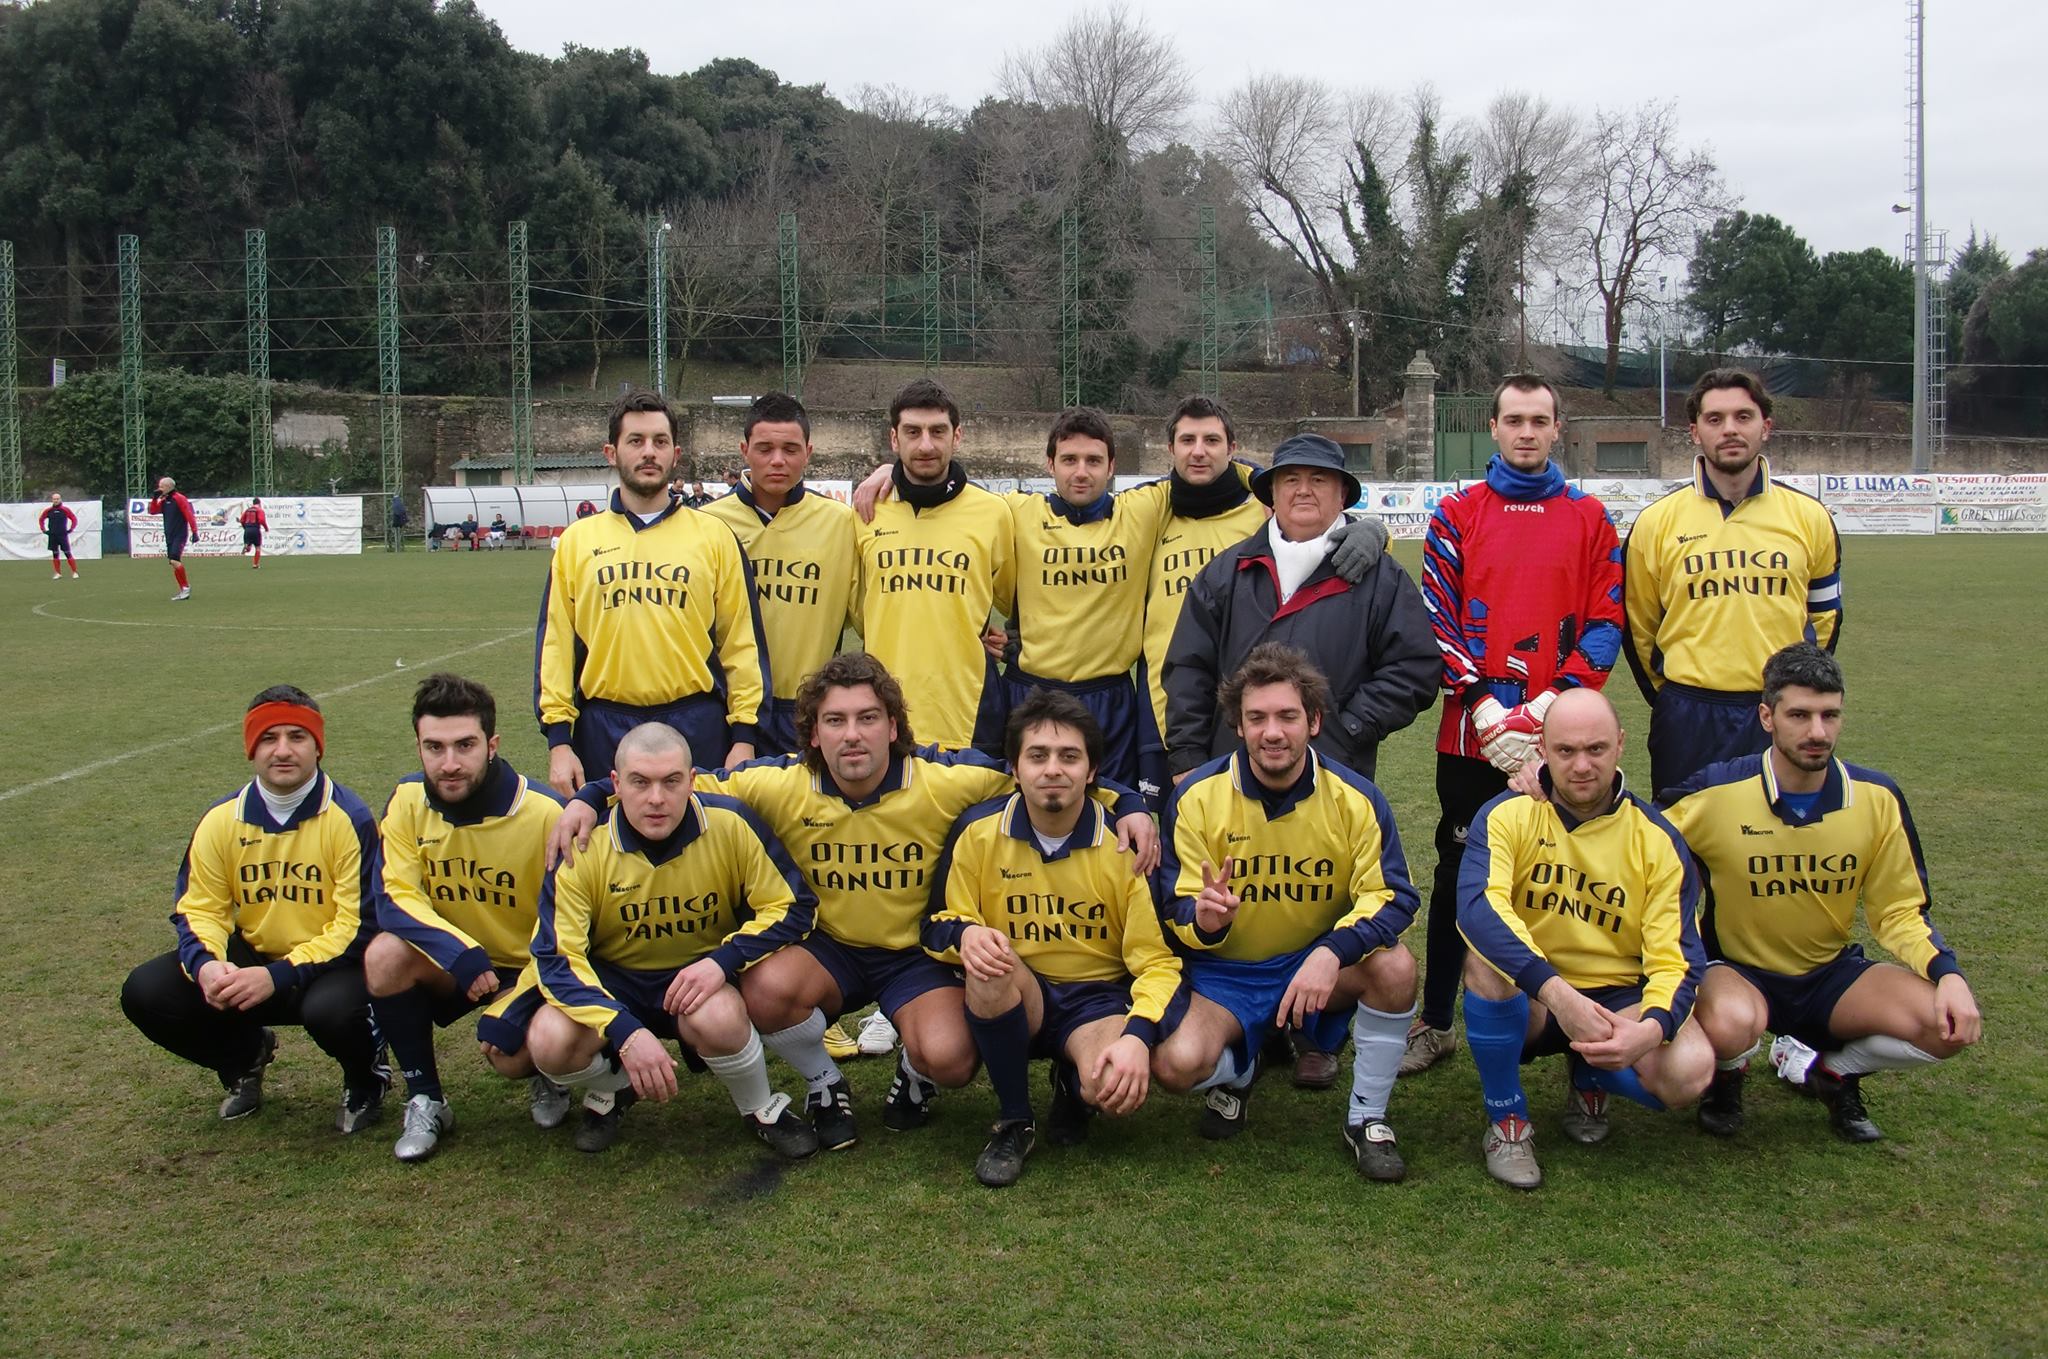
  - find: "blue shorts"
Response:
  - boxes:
[998,667,1144,792]
[759,697,800,756]
[474,968,546,1054]
[429,965,525,1027]
[1031,977,1189,1060]
[571,694,728,784]
[165,535,188,563]
[1717,946,1879,1052]
[242,525,262,547]
[1186,946,1354,1071]
[1648,683,1768,799]
[1133,659,1169,810]
[802,932,961,1021]
[536,959,710,1069]
[1525,983,1644,1061]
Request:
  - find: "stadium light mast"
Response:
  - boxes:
[1906,0,1930,472]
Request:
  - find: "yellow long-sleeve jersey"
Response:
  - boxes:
[1457,773,1706,1039]
[1623,458,1842,698]
[536,494,769,746]
[1005,482,1169,681]
[377,760,566,986]
[854,484,1015,749]
[1662,753,1961,982]
[1142,492,1268,736]
[1160,748,1418,966]
[700,485,858,703]
[925,795,1182,1043]
[532,793,814,1046]
[171,773,380,991]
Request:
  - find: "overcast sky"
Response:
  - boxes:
[472,0,2045,266]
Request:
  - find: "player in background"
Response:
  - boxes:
[1624,368,1842,794]
[699,393,857,758]
[1153,644,1420,1181]
[1457,688,1712,1189]
[1663,644,1982,1142]
[240,497,268,569]
[924,691,1184,1187]
[525,723,819,1157]
[850,379,1016,754]
[1403,374,1623,1078]
[40,492,79,579]
[149,475,198,600]
[367,673,571,1162]
[120,686,386,1132]
[536,389,769,798]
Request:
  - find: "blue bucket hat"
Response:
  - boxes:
[1250,433,1361,508]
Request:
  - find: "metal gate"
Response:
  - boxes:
[1434,395,1492,480]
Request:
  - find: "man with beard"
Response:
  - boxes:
[1152,644,1421,1181]
[925,690,1184,1188]
[1624,369,1843,794]
[536,389,769,797]
[366,673,570,1162]
[1665,644,1982,1143]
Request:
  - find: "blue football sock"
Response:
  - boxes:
[1463,990,1531,1123]
[1580,1061,1666,1112]
[966,1003,1035,1125]
[371,986,442,1102]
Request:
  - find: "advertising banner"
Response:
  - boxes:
[2,499,104,561]
[129,496,363,557]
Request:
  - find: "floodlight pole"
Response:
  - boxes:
[509,221,533,484]
[1909,0,1930,472]
[0,241,18,502]
[246,229,274,496]
[377,225,402,551]
[1197,206,1219,399]
[119,234,146,502]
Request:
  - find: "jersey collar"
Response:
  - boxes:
[237,770,332,834]
[610,487,685,531]
[1759,752,1852,824]
[422,757,523,826]
[735,477,806,521]
[1044,489,1114,526]
[1229,745,1320,819]
[1692,455,1771,513]
[1538,766,1629,832]
[1000,791,1103,860]
[818,751,911,809]
[611,794,707,866]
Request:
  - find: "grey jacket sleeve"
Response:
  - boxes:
[1334,558,1441,748]
[1162,562,1228,775]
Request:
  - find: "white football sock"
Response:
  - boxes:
[1348,1001,1416,1125]
[763,1007,843,1094]
[1719,1040,1760,1072]
[702,1030,775,1116]
[1824,1034,1939,1076]
[540,1051,631,1095]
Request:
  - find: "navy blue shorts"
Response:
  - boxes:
[242,525,262,547]
[1185,945,1354,1071]
[996,667,1143,792]
[1525,983,1645,1061]
[165,535,187,563]
[968,654,1007,758]
[474,967,548,1055]
[1648,683,1768,799]
[571,694,728,783]
[1717,946,1880,1052]
[759,697,800,756]
[1133,659,1169,810]
[429,965,525,1027]
[580,958,709,1069]
[802,932,961,1020]
[46,531,70,553]
[1030,977,1189,1060]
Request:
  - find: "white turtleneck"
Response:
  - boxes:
[257,772,319,824]
[1271,526,1334,603]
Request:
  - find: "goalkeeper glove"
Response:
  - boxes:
[1472,691,1556,773]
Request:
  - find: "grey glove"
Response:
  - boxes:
[1326,513,1390,584]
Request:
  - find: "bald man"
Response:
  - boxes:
[1454,688,1712,1189]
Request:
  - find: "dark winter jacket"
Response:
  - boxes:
[1162,520,1439,781]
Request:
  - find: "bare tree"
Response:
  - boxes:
[998,1,1194,150]
[1576,100,1729,393]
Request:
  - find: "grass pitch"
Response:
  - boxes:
[1,539,2042,1358]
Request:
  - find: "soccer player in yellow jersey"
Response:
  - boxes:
[1153,644,1420,1180]
[1666,644,1982,1143]
[1624,368,1843,794]
[1457,689,1712,1189]
[366,674,569,1162]
[699,393,858,756]
[852,379,1016,753]
[543,653,1158,1150]
[536,389,769,797]
[1137,397,1271,803]
[121,686,385,1133]
[926,690,1185,1187]
[524,724,819,1157]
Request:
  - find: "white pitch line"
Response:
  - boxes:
[30,601,517,634]
[0,629,526,805]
